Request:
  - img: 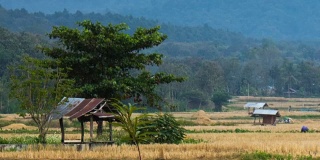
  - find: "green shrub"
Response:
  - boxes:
[109,130,127,145]
[139,113,186,144]
[46,135,60,144]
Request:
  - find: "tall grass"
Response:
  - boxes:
[1,127,320,159]
[0,137,319,159]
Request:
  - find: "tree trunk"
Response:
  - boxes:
[38,130,47,144]
[137,143,142,160]
[215,104,222,112]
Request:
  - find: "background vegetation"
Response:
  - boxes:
[1,4,320,114]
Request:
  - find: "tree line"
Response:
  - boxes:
[1,7,320,113]
[156,39,320,111]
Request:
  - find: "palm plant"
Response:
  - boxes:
[110,100,154,160]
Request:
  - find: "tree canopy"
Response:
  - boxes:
[43,20,184,107]
[9,55,77,143]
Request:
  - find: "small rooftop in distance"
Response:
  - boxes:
[251,109,280,116]
[244,102,268,109]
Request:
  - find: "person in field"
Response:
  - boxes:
[301,126,309,133]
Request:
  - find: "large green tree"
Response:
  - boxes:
[10,55,77,143]
[42,20,184,107]
[211,90,231,112]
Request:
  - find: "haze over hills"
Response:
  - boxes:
[1,0,320,41]
[2,1,320,113]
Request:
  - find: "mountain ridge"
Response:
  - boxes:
[1,0,320,40]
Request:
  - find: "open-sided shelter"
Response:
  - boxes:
[49,98,116,144]
[251,109,281,125]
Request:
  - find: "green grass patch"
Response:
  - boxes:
[212,121,238,126]
[0,135,60,144]
[0,136,41,144]
[0,121,12,128]
[186,129,234,133]
[281,129,320,133]
[241,151,313,160]
[285,115,320,119]
[182,138,207,144]
[177,119,198,126]
[213,116,252,120]
[0,128,39,134]
[226,105,246,111]
[186,128,271,134]
[0,128,91,134]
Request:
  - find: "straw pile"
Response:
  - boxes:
[191,110,212,125]
[2,123,37,130]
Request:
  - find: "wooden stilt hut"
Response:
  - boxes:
[251,109,281,125]
[50,98,116,145]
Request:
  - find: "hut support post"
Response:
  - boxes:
[97,121,103,136]
[59,118,64,143]
[81,121,84,143]
[108,121,112,141]
[90,115,93,142]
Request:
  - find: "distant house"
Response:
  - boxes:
[244,102,268,114]
[251,109,281,125]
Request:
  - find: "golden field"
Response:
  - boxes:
[1,131,320,159]
[1,96,320,159]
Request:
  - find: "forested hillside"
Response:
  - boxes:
[0,27,48,113]
[1,5,320,113]
[2,0,320,40]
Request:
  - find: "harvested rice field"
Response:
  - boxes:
[1,96,320,159]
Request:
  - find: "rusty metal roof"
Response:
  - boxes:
[49,98,85,120]
[50,98,109,120]
[64,99,92,117]
[69,98,105,119]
